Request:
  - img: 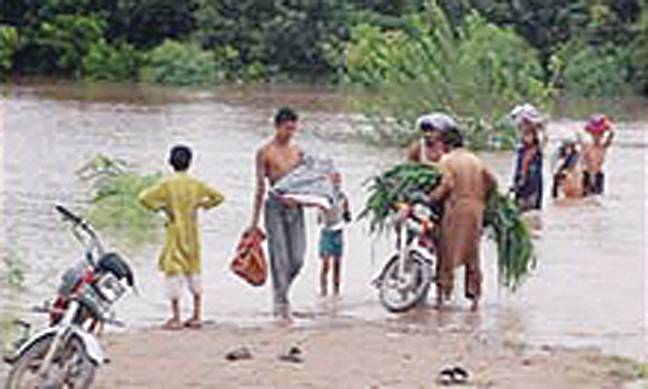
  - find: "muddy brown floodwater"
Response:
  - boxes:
[0,82,645,376]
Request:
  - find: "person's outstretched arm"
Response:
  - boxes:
[603,129,615,148]
[250,149,266,229]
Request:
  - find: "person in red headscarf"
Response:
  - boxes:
[580,114,615,196]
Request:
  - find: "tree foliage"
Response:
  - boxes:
[0,25,18,75]
[0,0,643,95]
[345,2,550,148]
[139,39,222,86]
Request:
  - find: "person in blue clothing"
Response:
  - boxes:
[509,104,548,212]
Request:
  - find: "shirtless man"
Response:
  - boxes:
[430,124,497,312]
[407,114,447,164]
[249,107,305,319]
[580,115,614,196]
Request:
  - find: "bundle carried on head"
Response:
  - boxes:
[359,162,536,291]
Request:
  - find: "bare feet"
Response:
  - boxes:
[435,292,444,310]
[162,318,182,331]
[470,300,479,312]
[184,318,202,330]
[273,303,291,320]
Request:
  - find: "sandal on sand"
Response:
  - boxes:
[225,346,253,361]
[161,319,183,331]
[451,366,469,384]
[278,346,304,364]
[183,318,202,329]
[437,365,470,386]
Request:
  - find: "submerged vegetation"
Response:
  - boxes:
[77,155,162,247]
[1,251,26,290]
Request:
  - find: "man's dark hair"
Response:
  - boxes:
[274,107,298,126]
[442,127,464,149]
[169,145,192,172]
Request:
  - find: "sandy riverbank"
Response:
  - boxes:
[94,319,646,389]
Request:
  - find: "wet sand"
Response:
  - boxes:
[94,320,645,389]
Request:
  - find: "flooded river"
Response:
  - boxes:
[0,82,645,365]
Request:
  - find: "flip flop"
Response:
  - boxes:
[436,366,470,386]
[161,319,183,331]
[451,366,469,384]
[225,346,253,361]
[278,346,304,363]
[437,368,455,386]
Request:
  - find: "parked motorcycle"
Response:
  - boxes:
[3,205,136,389]
[373,200,438,313]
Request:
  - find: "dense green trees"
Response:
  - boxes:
[0,0,644,95]
[345,2,550,148]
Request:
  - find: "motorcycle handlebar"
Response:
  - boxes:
[55,205,83,225]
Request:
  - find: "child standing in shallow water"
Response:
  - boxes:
[318,172,351,297]
[139,145,224,330]
[552,139,582,199]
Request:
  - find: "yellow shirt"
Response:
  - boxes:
[139,172,224,276]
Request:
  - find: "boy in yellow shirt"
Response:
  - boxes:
[139,145,224,330]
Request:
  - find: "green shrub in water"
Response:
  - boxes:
[1,253,26,290]
[78,155,162,246]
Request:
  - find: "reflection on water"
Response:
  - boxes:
[0,83,645,361]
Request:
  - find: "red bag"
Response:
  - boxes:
[230,227,267,286]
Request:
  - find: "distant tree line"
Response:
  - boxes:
[0,0,644,97]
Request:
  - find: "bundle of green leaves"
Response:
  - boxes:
[358,163,442,233]
[483,191,536,290]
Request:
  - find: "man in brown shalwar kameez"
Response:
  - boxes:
[430,125,497,312]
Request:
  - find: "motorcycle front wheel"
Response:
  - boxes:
[378,254,432,313]
[5,335,96,389]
